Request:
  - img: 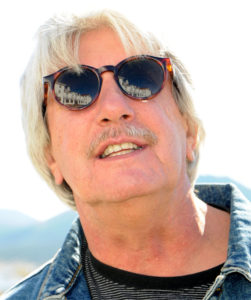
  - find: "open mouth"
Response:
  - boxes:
[99,142,143,159]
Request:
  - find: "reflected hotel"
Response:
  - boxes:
[119,77,152,98]
[54,78,152,107]
[55,83,92,106]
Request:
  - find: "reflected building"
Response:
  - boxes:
[118,77,151,98]
[55,83,92,106]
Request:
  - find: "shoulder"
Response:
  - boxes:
[0,261,52,300]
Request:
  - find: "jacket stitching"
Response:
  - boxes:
[37,256,58,300]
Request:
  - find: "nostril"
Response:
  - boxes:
[102,118,110,122]
[101,114,130,124]
[121,114,130,120]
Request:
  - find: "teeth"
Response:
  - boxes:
[109,149,134,157]
[101,142,141,158]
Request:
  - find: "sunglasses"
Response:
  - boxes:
[43,55,173,113]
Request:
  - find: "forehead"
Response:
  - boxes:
[78,28,141,67]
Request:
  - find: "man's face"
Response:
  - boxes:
[46,28,196,206]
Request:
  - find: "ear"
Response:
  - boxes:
[185,117,198,162]
[45,146,64,185]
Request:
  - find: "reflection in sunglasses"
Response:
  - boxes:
[55,83,92,107]
[118,77,151,98]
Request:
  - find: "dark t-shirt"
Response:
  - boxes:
[81,236,222,299]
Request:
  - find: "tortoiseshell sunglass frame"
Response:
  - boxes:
[42,55,173,115]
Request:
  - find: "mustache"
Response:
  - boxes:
[87,124,158,158]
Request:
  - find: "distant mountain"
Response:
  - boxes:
[0,210,37,236]
[0,210,36,227]
[0,210,78,264]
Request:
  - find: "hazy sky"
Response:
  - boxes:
[0,0,250,220]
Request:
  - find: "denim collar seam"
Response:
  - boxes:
[37,258,57,300]
[203,273,226,299]
[204,267,251,299]
[41,263,83,300]
[221,266,251,282]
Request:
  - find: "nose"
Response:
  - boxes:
[95,72,135,126]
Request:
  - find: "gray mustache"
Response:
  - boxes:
[88,124,158,158]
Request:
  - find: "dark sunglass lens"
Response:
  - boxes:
[117,58,164,99]
[54,68,99,109]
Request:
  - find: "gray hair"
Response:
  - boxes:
[21,10,205,209]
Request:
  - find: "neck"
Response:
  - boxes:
[76,185,229,276]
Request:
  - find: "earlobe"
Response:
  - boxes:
[186,143,196,162]
[45,147,64,185]
[185,118,198,162]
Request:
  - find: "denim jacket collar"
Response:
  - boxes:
[39,183,251,299]
[196,184,251,281]
[37,218,88,299]
[196,184,251,299]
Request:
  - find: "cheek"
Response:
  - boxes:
[148,102,188,171]
[158,125,186,170]
[48,107,90,160]
[53,135,94,196]
[48,114,92,184]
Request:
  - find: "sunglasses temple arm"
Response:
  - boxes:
[164,58,173,78]
[42,77,53,117]
[164,58,180,95]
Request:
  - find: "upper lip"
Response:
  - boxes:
[95,137,146,158]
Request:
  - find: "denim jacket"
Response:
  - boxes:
[1,184,251,299]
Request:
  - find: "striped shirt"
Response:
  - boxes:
[81,238,223,299]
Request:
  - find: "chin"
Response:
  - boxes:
[91,180,165,205]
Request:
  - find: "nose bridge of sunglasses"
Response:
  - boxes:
[98,65,116,76]
[97,65,120,91]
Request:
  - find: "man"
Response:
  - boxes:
[2,10,251,300]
